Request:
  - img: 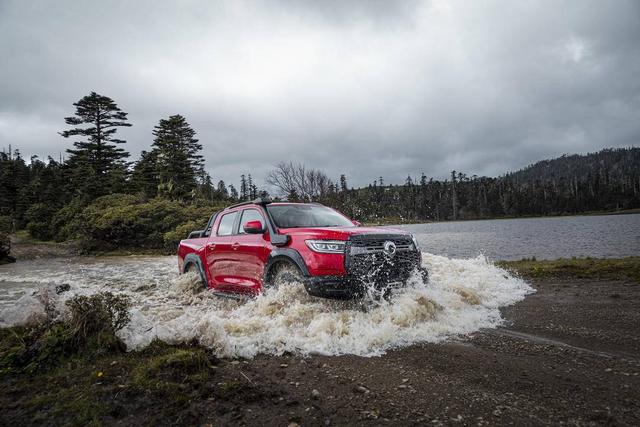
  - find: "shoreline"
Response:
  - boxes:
[6,236,639,274]
[364,207,640,226]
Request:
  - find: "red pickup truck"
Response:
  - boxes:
[177,197,426,299]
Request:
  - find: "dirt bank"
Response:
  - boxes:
[9,234,79,259]
[1,275,638,426]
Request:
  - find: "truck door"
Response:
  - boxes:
[234,208,271,294]
[205,210,240,291]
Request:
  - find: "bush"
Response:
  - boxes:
[66,292,130,350]
[163,220,202,253]
[49,198,86,242]
[0,231,10,263]
[0,291,131,373]
[0,215,12,234]
[25,203,57,240]
[73,195,221,253]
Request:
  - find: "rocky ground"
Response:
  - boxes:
[1,275,639,426]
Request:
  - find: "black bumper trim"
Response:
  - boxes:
[303,265,429,299]
[304,275,408,299]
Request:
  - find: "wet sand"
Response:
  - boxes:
[203,277,640,425]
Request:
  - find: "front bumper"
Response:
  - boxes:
[304,234,426,299]
[304,266,428,299]
[304,275,365,299]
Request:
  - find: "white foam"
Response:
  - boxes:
[0,253,534,357]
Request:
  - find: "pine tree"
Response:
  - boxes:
[131,150,159,198]
[150,115,203,200]
[60,92,131,197]
[197,171,216,202]
[228,184,239,200]
[240,174,248,200]
[339,174,348,192]
[247,174,258,199]
[217,180,228,199]
[451,170,458,220]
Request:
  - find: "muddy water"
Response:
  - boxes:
[0,254,533,358]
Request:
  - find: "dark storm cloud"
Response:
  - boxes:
[1,0,639,190]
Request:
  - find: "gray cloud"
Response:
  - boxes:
[1,0,639,190]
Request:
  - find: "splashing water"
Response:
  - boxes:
[0,253,533,357]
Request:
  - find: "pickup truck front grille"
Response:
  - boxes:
[345,234,421,284]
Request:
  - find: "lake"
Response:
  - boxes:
[396,213,640,261]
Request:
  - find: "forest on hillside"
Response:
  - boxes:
[321,147,640,222]
[1,91,639,256]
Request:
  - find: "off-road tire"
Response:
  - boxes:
[266,262,305,289]
[185,263,207,288]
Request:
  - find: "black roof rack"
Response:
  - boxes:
[225,196,273,210]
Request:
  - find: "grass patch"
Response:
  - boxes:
[0,335,269,426]
[497,257,640,283]
[0,292,130,375]
[0,304,273,427]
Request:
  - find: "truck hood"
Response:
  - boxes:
[278,226,410,240]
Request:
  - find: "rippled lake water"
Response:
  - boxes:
[399,213,640,261]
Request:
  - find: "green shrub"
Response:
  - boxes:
[0,215,12,234]
[25,203,57,240]
[0,215,11,261]
[49,198,86,242]
[0,292,131,373]
[0,231,10,262]
[73,195,221,253]
[66,292,130,351]
[163,220,202,253]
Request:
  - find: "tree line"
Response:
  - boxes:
[264,149,640,222]
[1,90,639,251]
[0,92,244,236]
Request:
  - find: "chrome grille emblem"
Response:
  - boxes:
[383,241,397,257]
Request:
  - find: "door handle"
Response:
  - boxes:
[207,243,216,250]
[232,242,240,250]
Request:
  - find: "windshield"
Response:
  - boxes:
[266,204,355,228]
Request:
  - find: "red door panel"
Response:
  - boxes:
[233,208,271,294]
[205,210,242,291]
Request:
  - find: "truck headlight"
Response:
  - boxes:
[305,240,346,254]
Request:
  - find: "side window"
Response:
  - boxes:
[238,209,264,234]
[217,212,238,236]
[203,212,218,237]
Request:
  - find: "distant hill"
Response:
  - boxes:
[508,148,640,187]
[327,147,640,221]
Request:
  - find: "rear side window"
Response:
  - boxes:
[238,209,264,234]
[217,212,238,236]
[203,212,219,237]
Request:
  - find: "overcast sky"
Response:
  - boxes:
[1,0,639,190]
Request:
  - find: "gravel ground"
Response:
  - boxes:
[214,277,640,426]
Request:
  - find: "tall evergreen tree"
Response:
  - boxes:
[150,115,203,200]
[339,174,348,192]
[228,184,239,200]
[217,180,229,199]
[240,174,248,200]
[131,150,159,197]
[60,92,131,197]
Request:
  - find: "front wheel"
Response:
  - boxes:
[266,262,305,290]
[185,263,207,289]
